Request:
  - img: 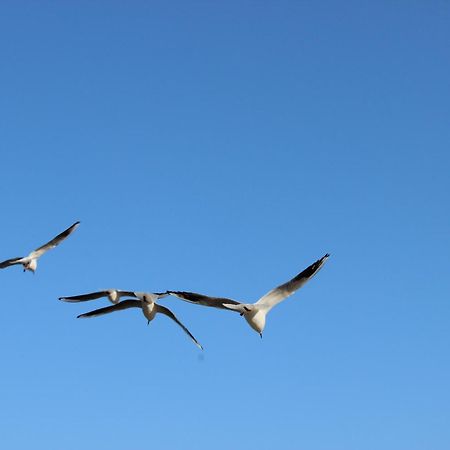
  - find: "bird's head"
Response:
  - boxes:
[24,259,37,274]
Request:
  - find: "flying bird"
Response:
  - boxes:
[59,289,143,304]
[167,253,329,337]
[77,292,203,350]
[0,221,80,273]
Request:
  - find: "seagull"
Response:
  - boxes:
[0,221,80,273]
[167,253,329,337]
[77,292,203,350]
[59,289,143,305]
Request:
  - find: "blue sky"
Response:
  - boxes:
[0,1,449,449]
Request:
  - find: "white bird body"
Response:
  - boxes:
[167,253,330,336]
[23,258,38,273]
[244,307,267,334]
[135,293,158,322]
[142,301,157,322]
[108,290,121,304]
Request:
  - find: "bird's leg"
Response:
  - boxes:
[260,333,263,339]
[147,320,150,326]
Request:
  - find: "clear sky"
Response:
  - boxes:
[0,1,449,449]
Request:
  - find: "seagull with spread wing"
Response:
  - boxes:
[76,292,203,350]
[167,253,329,337]
[0,221,80,273]
[59,289,139,304]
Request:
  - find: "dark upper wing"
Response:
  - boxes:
[59,291,112,302]
[0,257,24,269]
[256,253,330,311]
[30,221,80,258]
[167,291,241,310]
[117,290,138,297]
[59,290,137,302]
[77,299,141,318]
[155,304,203,350]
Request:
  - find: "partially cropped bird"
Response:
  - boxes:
[76,292,203,350]
[0,221,80,273]
[167,253,329,337]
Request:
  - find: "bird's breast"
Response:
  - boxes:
[142,303,157,322]
[244,309,267,334]
[108,290,119,304]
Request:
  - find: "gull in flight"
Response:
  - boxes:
[76,292,203,350]
[0,221,80,273]
[59,289,140,305]
[167,253,329,337]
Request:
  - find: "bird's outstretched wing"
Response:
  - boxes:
[155,304,203,350]
[59,290,136,303]
[77,299,141,318]
[30,221,80,259]
[167,291,241,311]
[256,253,330,311]
[0,257,25,269]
